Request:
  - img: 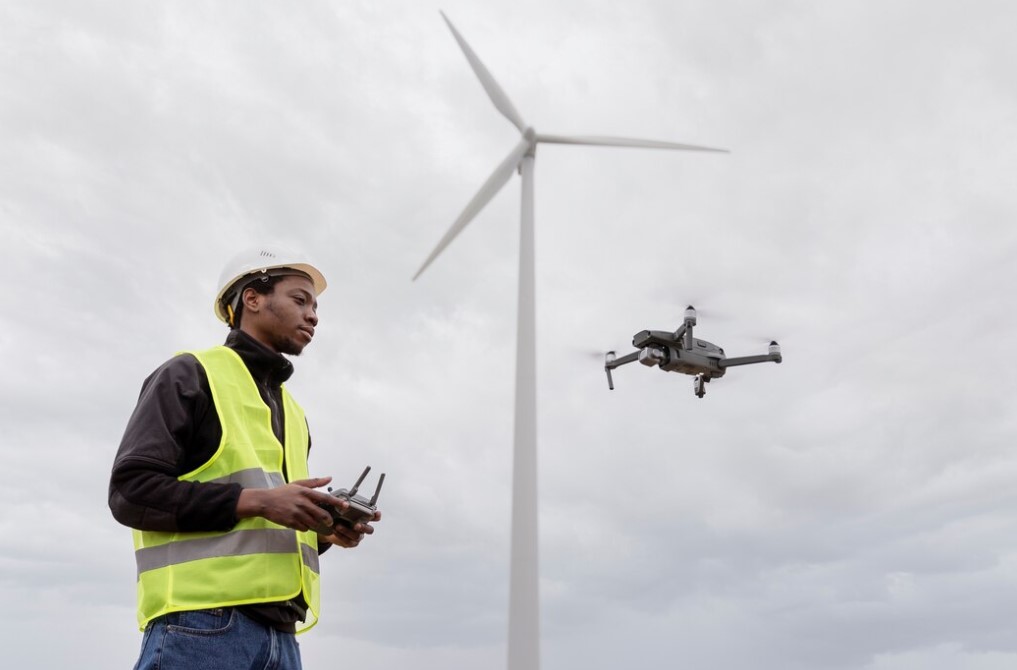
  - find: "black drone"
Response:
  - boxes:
[604,306,781,398]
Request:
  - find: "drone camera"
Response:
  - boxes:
[638,346,665,367]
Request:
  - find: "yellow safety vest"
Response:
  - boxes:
[132,346,320,632]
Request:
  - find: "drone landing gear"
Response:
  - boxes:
[694,373,709,398]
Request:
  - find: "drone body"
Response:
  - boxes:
[605,306,781,398]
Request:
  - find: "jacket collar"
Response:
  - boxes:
[225,329,295,387]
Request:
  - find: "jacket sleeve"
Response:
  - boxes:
[108,354,243,532]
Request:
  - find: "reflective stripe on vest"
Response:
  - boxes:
[132,346,320,632]
[135,528,320,575]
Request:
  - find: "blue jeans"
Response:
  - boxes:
[133,608,302,670]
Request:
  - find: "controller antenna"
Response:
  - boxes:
[349,466,371,497]
[369,473,386,506]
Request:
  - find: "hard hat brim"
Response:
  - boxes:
[214,261,327,324]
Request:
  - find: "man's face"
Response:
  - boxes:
[242,275,319,356]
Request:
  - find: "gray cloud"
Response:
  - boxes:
[3,1,1017,669]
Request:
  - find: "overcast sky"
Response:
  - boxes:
[3,1,1017,668]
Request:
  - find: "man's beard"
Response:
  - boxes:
[270,333,305,356]
[265,300,307,356]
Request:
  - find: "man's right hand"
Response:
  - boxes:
[236,476,347,532]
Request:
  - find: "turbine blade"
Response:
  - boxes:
[441,12,528,133]
[413,136,532,280]
[536,133,729,153]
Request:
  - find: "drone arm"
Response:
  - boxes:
[604,351,639,390]
[717,352,782,368]
[605,351,639,370]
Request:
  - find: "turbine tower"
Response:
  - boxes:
[414,13,726,670]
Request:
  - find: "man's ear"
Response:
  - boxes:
[241,286,263,315]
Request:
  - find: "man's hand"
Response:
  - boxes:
[236,476,346,532]
[319,510,382,549]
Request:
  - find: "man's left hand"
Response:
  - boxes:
[320,510,381,548]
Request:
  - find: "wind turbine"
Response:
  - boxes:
[414,12,727,670]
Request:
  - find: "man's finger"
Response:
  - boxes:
[302,489,339,506]
[297,487,349,509]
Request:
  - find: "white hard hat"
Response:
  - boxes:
[214,245,328,325]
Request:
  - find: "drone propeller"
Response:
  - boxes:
[746,333,786,348]
[681,303,735,322]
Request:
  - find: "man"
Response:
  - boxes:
[109,246,378,669]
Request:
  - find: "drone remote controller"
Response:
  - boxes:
[316,466,385,533]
